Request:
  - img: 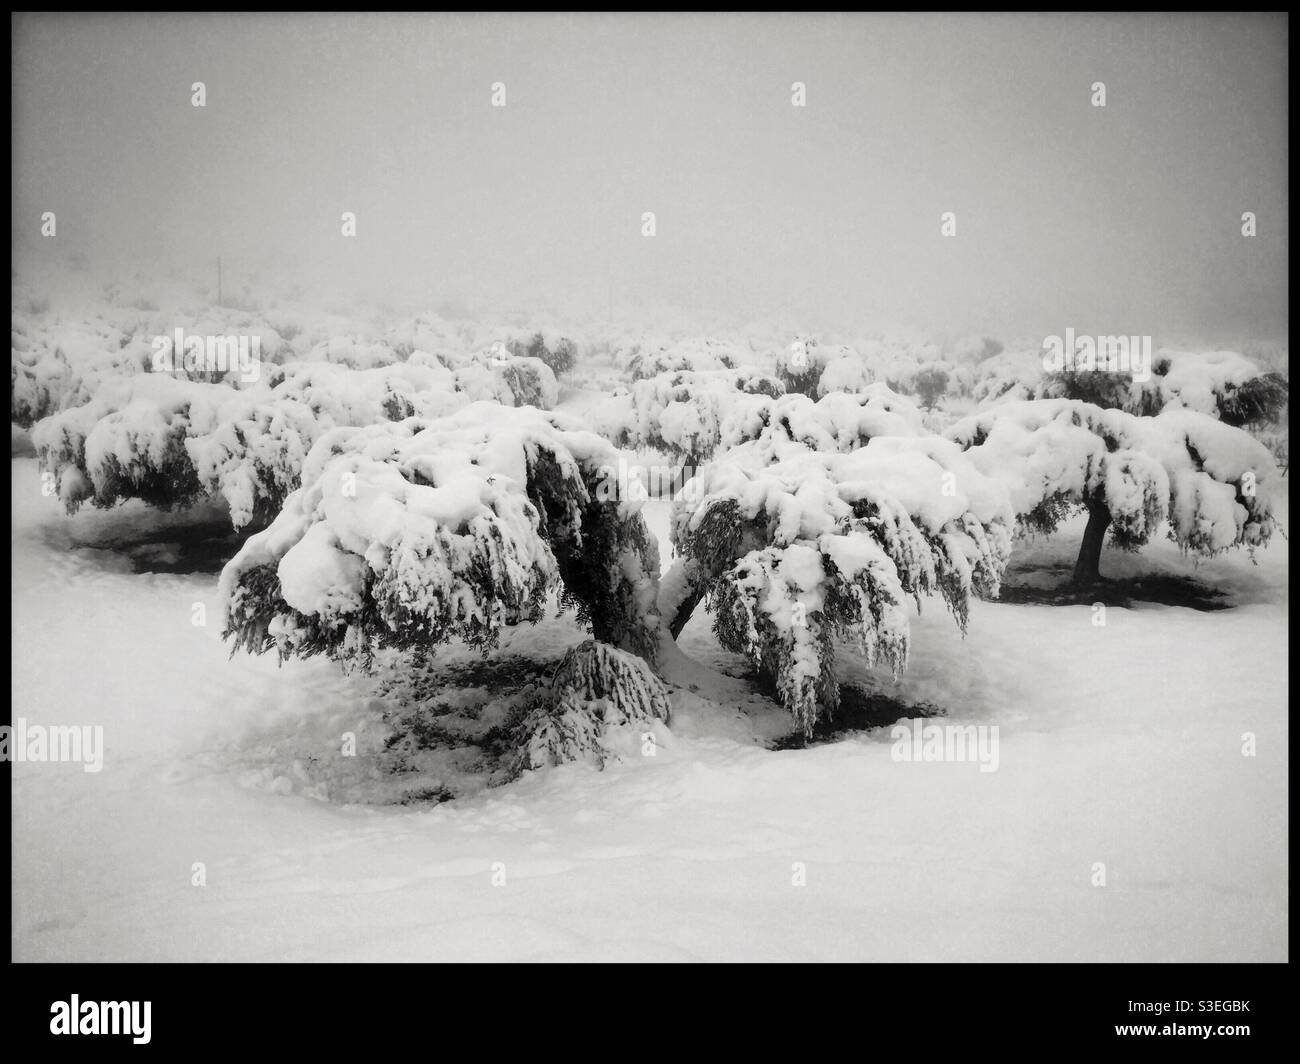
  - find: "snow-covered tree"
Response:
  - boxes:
[505,331,578,377]
[714,384,926,458]
[663,392,1013,735]
[220,402,665,683]
[980,345,1289,438]
[303,336,402,370]
[946,398,1281,585]
[12,313,156,426]
[12,344,72,428]
[968,348,1047,407]
[1214,372,1289,429]
[11,298,301,429]
[28,307,572,526]
[33,361,468,527]
[913,365,951,410]
[775,337,850,397]
[1040,349,1288,429]
[628,336,739,381]
[590,367,785,470]
[491,355,560,409]
[439,345,560,409]
[778,334,956,402]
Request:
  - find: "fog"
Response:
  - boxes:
[12,12,1288,343]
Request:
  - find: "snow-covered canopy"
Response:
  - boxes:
[221,401,663,670]
[946,398,1280,554]
[590,366,784,462]
[668,395,1015,733]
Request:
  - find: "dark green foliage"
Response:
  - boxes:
[914,366,950,410]
[1217,372,1288,428]
[512,639,671,771]
[778,365,821,398]
[497,360,551,407]
[1040,368,1133,410]
[1021,489,1078,537]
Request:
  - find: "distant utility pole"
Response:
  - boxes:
[217,257,222,306]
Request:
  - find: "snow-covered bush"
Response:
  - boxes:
[813,351,875,397]
[913,365,952,410]
[304,336,402,370]
[716,384,925,456]
[852,334,944,396]
[12,346,71,428]
[435,346,560,410]
[34,361,467,527]
[1136,351,1287,428]
[1007,347,1287,432]
[779,333,956,401]
[220,402,665,681]
[1036,366,1137,413]
[505,331,578,377]
[1215,372,1289,429]
[583,327,655,377]
[591,367,785,467]
[628,336,738,381]
[969,348,1047,407]
[492,355,560,409]
[32,375,227,514]
[665,396,1014,734]
[12,314,153,426]
[11,299,298,429]
[947,398,1281,584]
[776,337,845,397]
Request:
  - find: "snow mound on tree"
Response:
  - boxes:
[946,398,1280,554]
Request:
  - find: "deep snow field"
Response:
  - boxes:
[10,381,1288,962]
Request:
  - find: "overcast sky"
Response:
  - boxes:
[11,12,1288,341]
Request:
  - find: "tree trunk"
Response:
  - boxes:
[667,584,706,639]
[1071,501,1112,585]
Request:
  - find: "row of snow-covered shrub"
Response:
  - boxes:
[235,384,1278,744]
[11,293,595,429]
[13,283,1288,780]
[31,350,560,526]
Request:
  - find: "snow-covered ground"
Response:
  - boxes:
[11,446,1287,962]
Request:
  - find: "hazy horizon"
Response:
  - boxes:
[12,12,1289,345]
